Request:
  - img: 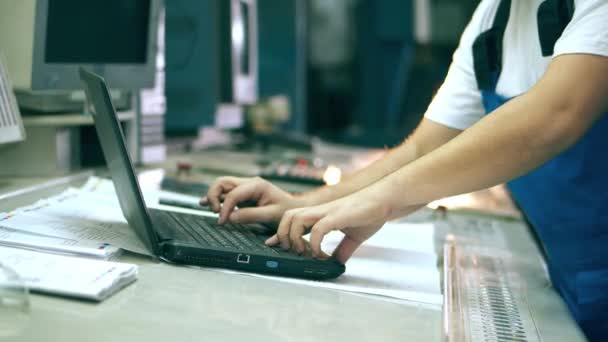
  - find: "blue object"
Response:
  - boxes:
[265,261,279,269]
[165,0,219,132]
[472,1,608,338]
[356,0,414,131]
[258,0,308,133]
[480,82,608,341]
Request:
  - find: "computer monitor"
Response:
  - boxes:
[0,55,25,145]
[0,0,161,111]
[230,0,258,104]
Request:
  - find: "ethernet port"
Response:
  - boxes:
[236,254,250,264]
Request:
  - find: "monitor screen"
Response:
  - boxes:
[45,0,150,64]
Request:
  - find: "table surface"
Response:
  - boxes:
[0,148,586,342]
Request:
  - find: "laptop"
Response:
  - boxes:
[79,68,345,280]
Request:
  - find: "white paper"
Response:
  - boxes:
[0,177,217,257]
[0,246,137,301]
[222,222,442,305]
[0,187,151,256]
[0,226,120,260]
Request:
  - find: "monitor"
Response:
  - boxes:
[230,0,258,104]
[0,0,161,92]
[0,54,25,145]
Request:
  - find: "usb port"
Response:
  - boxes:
[236,254,250,264]
[265,260,279,268]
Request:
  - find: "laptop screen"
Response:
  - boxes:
[79,68,160,256]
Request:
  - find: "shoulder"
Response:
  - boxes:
[555,0,608,58]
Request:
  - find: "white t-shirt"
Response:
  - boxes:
[424,0,608,130]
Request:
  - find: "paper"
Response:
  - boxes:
[0,176,216,257]
[0,186,151,256]
[223,222,442,305]
[0,226,120,260]
[0,246,137,301]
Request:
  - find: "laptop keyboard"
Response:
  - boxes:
[151,210,279,254]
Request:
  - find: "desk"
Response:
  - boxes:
[0,149,586,342]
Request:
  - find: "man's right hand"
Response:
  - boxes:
[200,176,303,225]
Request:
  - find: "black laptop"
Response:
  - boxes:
[79,68,345,280]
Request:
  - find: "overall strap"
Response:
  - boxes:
[473,0,512,91]
[538,0,576,56]
[473,0,576,90]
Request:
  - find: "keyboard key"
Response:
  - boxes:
[156,210,281,254]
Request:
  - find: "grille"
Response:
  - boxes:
[444,243,540,342]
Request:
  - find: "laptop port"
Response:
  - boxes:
[236,254,250,264]
[265,260,279,269]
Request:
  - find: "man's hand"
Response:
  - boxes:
[201,176,303,225]
[265,189,392,264]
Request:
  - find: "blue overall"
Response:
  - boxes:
[474,2,608,339]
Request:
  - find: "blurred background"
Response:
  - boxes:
[0,0,479,177]
[164,0,478,147]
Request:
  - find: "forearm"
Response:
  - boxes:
[297,141,416,206]
[371,55,608,215]
[296,119,461,207]
[390,96,576,208]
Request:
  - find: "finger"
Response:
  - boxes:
[302,239,330,259]
[288,214,310,254]
[229,205,280,223]
[309,217,336,258]
[275,210,296,249]
[199,193,226,206]
[332,235,363,264]
[218,182,259,224]
[265,234,279,246]
[207,177,240,212]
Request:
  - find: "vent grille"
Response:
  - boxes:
[180,254,232,266]
[444,244,540,342]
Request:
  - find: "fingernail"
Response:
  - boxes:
[265,238,274,245]
[228,212,238,222]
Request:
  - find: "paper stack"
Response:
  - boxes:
[0,180,151,257]
[0,226,121,260]
[0,246,137,301]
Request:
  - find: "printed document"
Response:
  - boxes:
[0,226,120,259]
[0,188,150,256]
[0,246,137,301]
